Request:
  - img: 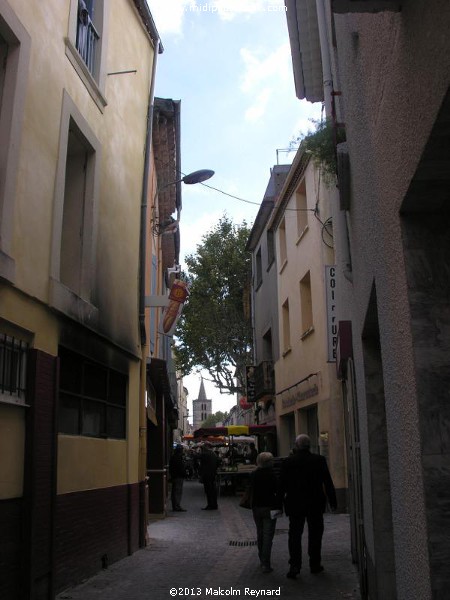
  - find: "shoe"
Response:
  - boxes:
[310,566,324,574]
[201,506,213,510]
[261,566,273,574]
[286,567,300,579]
[174,508,186,512]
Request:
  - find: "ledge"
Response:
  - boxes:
[296,225,309,246]
[0,249,15,284]
[282,346,292,358]
[301,325,315,341]
[49,278,99,327]
[65,37,107,113]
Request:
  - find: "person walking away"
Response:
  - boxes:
[250,452,282,573]
[279,434,337,579]
[199,442,219,510]
[169,445,187,512]
[247,442,258,464]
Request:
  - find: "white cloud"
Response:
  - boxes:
[146,0,191,35]
[180,207,225,266]
[244,88,271,122]
[240,43,291,122]
[240,43,291,93]
[210,0,286,21]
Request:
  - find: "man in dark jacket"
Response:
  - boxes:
[169,445,187,512]
[279,434,337,579]
[199,442,219,510]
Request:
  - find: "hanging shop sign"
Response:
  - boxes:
[325,265,337,362]
[159,279,189,336]
[245,365,256,402]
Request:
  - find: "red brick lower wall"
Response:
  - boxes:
[54,482,140,594]
[0,497,23,600]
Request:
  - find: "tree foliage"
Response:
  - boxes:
[201,411,229,428]
[175,216,252,396]
[290,118,346,184]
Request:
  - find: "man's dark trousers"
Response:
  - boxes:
[203,476,218,509]
[288,511,324,571]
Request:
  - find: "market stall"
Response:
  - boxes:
[193,425,277,495]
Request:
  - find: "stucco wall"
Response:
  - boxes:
[273,159,346,491]
[8,0,153,355]
[333,2,450,597]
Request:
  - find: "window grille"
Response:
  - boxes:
[76,0,99,75]
[58,347,127,439]
[0,334,28,402]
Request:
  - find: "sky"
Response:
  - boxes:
[145,0,322,420]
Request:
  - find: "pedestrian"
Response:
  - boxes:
[199,441,219,510]
[169,445,187,512]
[247,442,258,464]
[279,434,337,579]
[250,452,283,574]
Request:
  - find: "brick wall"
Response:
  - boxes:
[54,483,140,594]
[23,349,58,599]
[0,498,23,599]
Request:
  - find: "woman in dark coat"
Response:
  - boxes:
[250,452,282,573]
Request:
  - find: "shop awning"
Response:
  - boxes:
[194,425,276,439]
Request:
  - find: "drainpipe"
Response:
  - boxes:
[138,35,160,545]
[315,0,353,283]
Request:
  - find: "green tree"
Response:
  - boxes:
[201,411,229,428]
[175,215,252,395]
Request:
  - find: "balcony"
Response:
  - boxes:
[76,2,99,75]
[254,361,275,402]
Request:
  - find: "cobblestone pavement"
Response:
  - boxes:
[57,480,361,600]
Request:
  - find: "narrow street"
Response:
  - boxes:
[57,480,361,600]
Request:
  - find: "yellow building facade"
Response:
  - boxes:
[0,0,160,596]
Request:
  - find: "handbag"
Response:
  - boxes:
[239,482,253,509]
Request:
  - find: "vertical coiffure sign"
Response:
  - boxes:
[325,266,337,362]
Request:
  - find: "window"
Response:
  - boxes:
[60,119,95,294]
[0,333,28,405]
[50,92,100,321]
[76,0,100,76]
[267,229,275,268]
[0,8,31,282]
[300,271,314,337]
[262,328,273,362]
[279,218,287,268]
[58,347,127,439]
[255,247,263,288]
[65,0,107,110]
[282,299,291,355]
[296,181,308,240]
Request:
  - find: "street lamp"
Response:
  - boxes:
[179,169,215,185]
[153,169,215,236]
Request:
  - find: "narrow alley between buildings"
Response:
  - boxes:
[56,480,360,600]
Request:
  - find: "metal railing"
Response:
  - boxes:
[0,334,28,400]
[76,1,99,76]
